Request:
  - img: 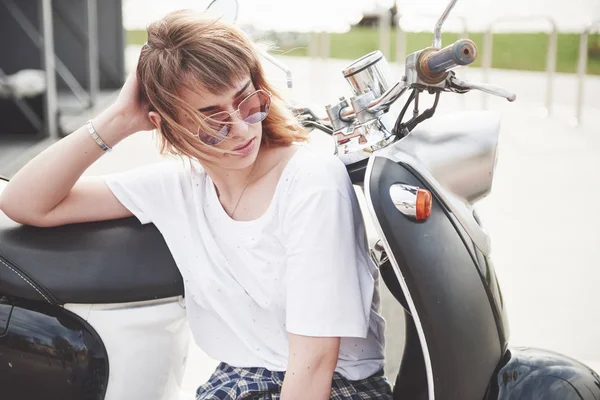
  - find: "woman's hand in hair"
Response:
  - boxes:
[108,69,155,138]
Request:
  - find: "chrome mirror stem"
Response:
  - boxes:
[261,51,293,90]
[433,0,459,49]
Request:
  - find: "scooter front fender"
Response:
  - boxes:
[485,347,600,400]
[0,299,109,400]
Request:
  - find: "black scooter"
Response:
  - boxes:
[1,0,599,399]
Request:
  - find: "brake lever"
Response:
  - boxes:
[448,74,516,102]
[293,107,321,122]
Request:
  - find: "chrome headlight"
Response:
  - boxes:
[397,111,501,205]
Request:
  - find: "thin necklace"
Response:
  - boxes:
[220,153,261,218]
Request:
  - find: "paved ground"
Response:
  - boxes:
[4,50,600,397]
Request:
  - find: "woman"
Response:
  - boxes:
[0,10,392,400]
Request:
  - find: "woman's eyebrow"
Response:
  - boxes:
[197,80,252,113]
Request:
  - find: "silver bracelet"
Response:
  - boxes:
[85,119,112,152]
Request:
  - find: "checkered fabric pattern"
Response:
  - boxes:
[196,362,393,399]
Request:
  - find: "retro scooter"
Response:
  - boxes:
[1,0,599,399]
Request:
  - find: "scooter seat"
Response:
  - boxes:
[0,210,184,305]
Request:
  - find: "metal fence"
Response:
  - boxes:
[576,20,600,125]
[0,0,125,139]
[379,13,599,123]
[483,16,557,113]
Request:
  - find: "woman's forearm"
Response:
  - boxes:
[281,363,335,400]
[280,334,340,400]
[0,106,132,224]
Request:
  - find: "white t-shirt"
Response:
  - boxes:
[103,145,386,380]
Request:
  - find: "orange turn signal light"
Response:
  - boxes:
[415,189,432,220]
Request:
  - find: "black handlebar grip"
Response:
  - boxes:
[425,39,478,74]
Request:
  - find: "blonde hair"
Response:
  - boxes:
[136,10,308,160]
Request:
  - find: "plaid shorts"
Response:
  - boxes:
[196,362,393,399]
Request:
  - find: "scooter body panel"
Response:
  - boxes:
[65,298,190,400]
[0,299,109,400]
[365,154,503,400]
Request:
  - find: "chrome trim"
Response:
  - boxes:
[405,50,447,89]
[335,115,397,166]
[84,296,183,311]
[364,154,435,400]
[261,51,293,90]
[206,0,240,23]
[325,98,352,131]
[350,91,382,125]
[342,50,393,98]
[390,184,419,219]
[433,0,459,49]
[339,81,408,120]
[449,75,516,102]
[339,105,355,122]
[382,133,492,255]
[370,239,389,268]
[400,111,501,206]
[368,80,409,113]
[342,51,383,78]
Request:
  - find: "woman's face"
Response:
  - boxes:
[179,77,266,170]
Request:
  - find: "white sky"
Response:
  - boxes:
[123,0,600,33]
[397,0,600,32]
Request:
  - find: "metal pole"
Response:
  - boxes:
[458,16,468,109]
[308,32,319,59]
[320,32,331,60]
[379,9,391,59]
[86,0,99,107]
[575,22,600,125]
[260,51,293,90]
[3,0,90,106]
[40,0,58,138]
[396,15,406,66]
[52,0,121,87]
[433,0,458,48]
[461,17,469,39]
[546,24,558,115]
[482,29,493,109]
[576,29,589,124]
[486,16,556,115]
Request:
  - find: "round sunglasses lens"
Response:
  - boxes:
[240,91,271,125]
[198,129,227,145]
[198,113,230,145]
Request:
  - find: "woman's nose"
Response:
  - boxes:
[228,111,249,137]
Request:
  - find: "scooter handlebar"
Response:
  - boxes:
[421,39,478,76]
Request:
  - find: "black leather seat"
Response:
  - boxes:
[0,209,184,305]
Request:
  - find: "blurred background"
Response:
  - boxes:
[1,0,600,398]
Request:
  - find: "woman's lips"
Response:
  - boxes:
[232,137,256,156]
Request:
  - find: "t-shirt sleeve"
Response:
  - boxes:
[102,160,187,225]
[281,156,375,338]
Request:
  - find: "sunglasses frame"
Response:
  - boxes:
[195,89,272,145]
